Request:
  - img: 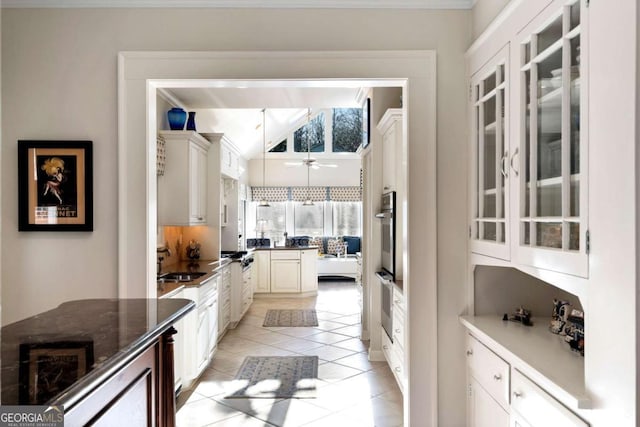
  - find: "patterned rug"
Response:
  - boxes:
[226,356,318,399]
[263,309,319,327]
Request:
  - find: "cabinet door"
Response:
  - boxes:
[196,308,209,374]
[189,142,207,224]
[254,251,271,292]
[270,260,301,292]
[469,377,510,427]
[382,125,396,192]
[470,44,510,261]
[300,250,318,292]
[515,0,588,277]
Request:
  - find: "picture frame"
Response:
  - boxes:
[362,97,371,149]
[19,340,94,405]
[18,140,93,231]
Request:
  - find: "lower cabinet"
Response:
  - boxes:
[182,275,219,389]
[253,249,317,294]
[382,285,406,393]
[169,289,185,393]
[218,265,231,340]
[230,262,253,327]
[65,329,177,426]
[469,377,509,427]
[464,332,589,427]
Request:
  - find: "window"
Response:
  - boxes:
[332,202,361,236]
[332,108,362,152]
[269,139,287,153]
[294,113,325,153]
[255,202,286,241]
[294,202,324,236]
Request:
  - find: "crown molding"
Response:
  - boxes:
[2,0,473,9]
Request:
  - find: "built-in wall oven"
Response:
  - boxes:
[376,191,396,279]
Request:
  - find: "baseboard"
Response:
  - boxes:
[360,329,370,341]
[368,349,385,362]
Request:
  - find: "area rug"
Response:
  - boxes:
[263,309,319,327]
[226,356,319,399]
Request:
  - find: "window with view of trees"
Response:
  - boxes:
[332,202,361,235]
[269,139,287,153]
[332,109,362,152]
[294,113,325,153]
[256,202,286,242]
[294,202,324,236]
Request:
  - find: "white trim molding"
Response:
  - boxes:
[2,0,473,8]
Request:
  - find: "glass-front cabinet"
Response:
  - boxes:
[515,0,588,277]
[470,45,510,261]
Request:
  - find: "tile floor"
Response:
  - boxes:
[176,281,404,427]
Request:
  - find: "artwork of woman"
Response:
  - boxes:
[41,157,65,204]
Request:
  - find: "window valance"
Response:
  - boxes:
[250,186,361,202]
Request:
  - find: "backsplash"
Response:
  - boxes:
[158,225,219,266]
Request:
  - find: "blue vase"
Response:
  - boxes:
[186,111,197,131]
[167,107,187,130]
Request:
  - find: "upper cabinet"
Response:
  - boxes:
[514,0,588,277]
[158,131,211,226]
[377,109,403,193]
[470,45,510,261]
[220,143,240,180]
[469,0,588,278]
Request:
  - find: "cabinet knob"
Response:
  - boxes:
[395,328,401,334]
[394,367,401,373]
[466,350,473,356]
[493,374,502,381]
[513,391,523,399]
[383,345,389,350]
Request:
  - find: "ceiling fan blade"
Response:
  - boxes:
[284,161,303,167]
[311,164,320,170]
[319,163,338,168]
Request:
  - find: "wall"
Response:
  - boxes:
[471,0,511,39]
[247,158,360,187]
[2,8,471,426]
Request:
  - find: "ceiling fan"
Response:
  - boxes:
[285,108,338,170]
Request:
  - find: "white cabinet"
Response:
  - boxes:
[513,0,588,277]
[229,262,253,327]
[271,259,301,293]
[382,285,406,393]
[510,370,588,427]
[218,265,231,340]
[469,0,589,278]
[168,289,186,393]
[300,249,318,292]
[377,109,403,193]
[158,131,211,226]
[182,275,218,388]
[469,377,510,427]
[254,250,271,293]
[220,142,239,179]
[470,44,510,261]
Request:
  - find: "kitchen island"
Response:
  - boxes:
[1,298,194,426]
[253,246,318,295]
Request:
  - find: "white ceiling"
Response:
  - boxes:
[163,86,365,159]
[2,0,473,9]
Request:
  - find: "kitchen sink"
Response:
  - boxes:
[159,272,207,282]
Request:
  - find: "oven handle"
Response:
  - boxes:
[375,212,390,219]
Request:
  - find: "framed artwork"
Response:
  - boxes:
[18,140,93,231]
[19,340,94,405]
[362,98,371,149]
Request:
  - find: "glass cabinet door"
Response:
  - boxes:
[470,45,510,260]
[517,0,588,276]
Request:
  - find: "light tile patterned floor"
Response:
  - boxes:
[176,281,404,427]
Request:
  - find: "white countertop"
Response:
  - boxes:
[460,315,590,410]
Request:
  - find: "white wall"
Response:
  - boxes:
[471,0,512,39]
[247,158,361,187]
[2,8,471,426]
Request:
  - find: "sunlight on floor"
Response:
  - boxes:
[176,281,403,426]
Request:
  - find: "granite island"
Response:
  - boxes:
[1,298,195,426]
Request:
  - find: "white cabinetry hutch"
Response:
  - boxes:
[465,1,593,427]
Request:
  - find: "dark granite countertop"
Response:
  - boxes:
[0,298,194,408]
[157,258,232,298]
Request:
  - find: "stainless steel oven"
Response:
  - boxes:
[377,271,393,342]
[376,191,396,279]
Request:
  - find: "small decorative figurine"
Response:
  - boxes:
[549,299,571,335]
[186,239,201,260]
[502,306,533,326]
[564,309,585,356]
